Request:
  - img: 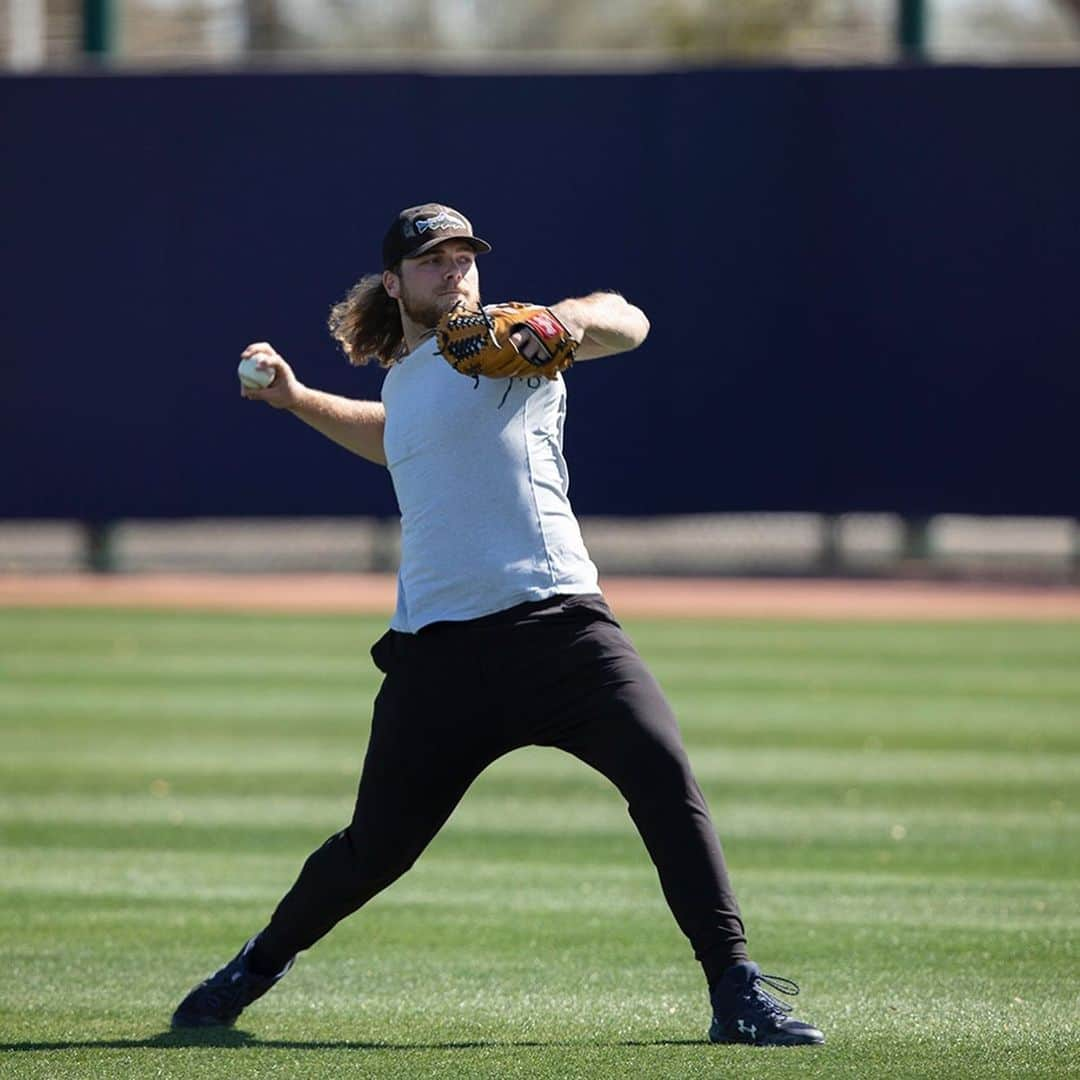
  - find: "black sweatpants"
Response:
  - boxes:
[254,594,748,985]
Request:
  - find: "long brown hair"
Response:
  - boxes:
[327,269,403,367]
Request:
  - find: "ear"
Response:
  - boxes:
[382,268,401,300]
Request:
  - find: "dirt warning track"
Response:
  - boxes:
[1,573,1079,620]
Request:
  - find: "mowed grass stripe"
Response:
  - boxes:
[0,609,1077,1079]
[8,648,1080,700]
[3,737,1075,781]
[4,823,1070,880]
[6,847,1077,931]
[1,743,1074,819]
[1,783,1075,825]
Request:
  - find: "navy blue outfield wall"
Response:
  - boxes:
[2,66,1078,520]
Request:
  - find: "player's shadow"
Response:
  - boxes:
[1,1030,704,1052]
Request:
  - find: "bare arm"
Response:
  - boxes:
[239,342,387,466]
[549,291,650,360]
[287,388,387,466]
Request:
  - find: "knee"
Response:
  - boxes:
[303,827,417,902]
[340,826,420,891]
[622,746,700,809]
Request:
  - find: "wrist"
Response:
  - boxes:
[286,382,313,413]
[549,300,587,342]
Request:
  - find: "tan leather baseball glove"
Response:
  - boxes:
[435,302,579,381]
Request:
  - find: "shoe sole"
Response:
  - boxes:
[709,1033,825,1047]
[171,1012,239,1029]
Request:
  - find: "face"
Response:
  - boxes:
[383,240,481,330]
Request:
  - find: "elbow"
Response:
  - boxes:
[623,301,650,350]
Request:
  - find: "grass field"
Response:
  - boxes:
[1,608,1077,1078]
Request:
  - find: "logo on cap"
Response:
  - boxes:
[416,211,467,234]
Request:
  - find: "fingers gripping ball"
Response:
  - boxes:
[435,302,579,381]
[237,356,275,390]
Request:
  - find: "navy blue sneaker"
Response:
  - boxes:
[171,938,295,1028]
[709,961,824,1046]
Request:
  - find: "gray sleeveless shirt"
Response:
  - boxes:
[381,336,600,633]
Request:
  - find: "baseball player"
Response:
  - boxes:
[171,203,824,1047]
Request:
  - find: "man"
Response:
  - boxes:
[171,203,824,1047]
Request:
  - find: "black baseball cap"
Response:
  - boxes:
[382,203,492,269]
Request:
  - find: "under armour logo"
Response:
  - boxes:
[737,1018,757,1040]
[230,972,242,982]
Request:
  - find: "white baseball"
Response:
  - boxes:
[237,356,275,390]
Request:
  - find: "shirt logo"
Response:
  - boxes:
[416,211,466,234]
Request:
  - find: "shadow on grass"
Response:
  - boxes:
[2,1029,706,1052]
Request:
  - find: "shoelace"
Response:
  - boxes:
[196,954,265,1015]
[746,972,802,1021]
[199,975,252,1015]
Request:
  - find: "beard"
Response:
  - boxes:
[399,279,480,330]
